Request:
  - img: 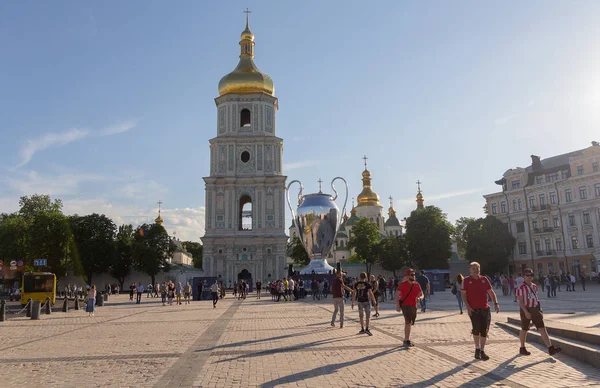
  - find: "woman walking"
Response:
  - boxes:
[87,285,96,317]
[453,274,464,314]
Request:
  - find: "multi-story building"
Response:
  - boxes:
[484,141,600,278]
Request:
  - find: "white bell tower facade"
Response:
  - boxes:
[201,14,288,286]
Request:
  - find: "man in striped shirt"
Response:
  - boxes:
[516,268,561,356]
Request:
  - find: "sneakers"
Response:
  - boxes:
[340,324,343,329]
[331,322,335,327]
[359,329,366,334]
[403,340,415,347]
[365,329,373,336]
[520,347,531,356]
[479,350,490,361]
[474,349,481,359]
[549,346,562,356]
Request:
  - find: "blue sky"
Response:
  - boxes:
[1,1,600,241]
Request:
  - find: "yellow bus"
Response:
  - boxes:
[21,272,56,306]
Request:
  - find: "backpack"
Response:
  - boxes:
[451,284,457,295]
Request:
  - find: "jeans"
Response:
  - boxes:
[419,296,427,310]
[456,293,463,312]
[332,297,344,325]
[136,292,142,304]
[212,292,218,306]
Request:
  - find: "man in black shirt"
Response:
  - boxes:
[416,271,430,312]
[352,272,378,336]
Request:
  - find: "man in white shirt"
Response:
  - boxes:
[288,278,295,301]
[210,280,219,308]
[514,274,524,302]
[135,283,144,304]
[569,273,576,291]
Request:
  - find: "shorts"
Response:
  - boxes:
[520,306,544,330]
[401,306,417,325]
[357,301,371,319]
[469,307,491,337]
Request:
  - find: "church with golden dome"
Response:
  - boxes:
[201,12,288,285]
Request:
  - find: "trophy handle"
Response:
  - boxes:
[331,177,348,225]
[286,180,303,237]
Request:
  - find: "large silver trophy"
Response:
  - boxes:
[286,177,348,275]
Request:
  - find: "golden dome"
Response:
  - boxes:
[356,169,381,207]
[155,216,163,225]
[218,19,274,96]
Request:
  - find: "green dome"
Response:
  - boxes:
[346,215,360,226]
[336,231,348,238]
[385,215,400,227]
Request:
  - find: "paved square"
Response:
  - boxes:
[1,287,599,387]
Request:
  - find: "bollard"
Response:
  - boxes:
[45,298,52,315]
[74,297,80,310]
[0,300,6,322]
[26,298,32,317]
[103,293,109,303]
[97,295,104,307]
[62,297,69,313]
[31,301,41,320]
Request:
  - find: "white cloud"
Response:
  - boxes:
[283,160,319,170]
[15,120,138,168]
[426,188,485,202]
[5,170,107,196]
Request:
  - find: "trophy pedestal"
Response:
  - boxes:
[299,258,335,275]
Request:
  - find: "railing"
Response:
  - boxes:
[543,227,554,233]
[540,204,551,210]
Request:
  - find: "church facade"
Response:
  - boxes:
[201,17,288,285]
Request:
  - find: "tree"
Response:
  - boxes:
[405,205,454,270]
[182,241,203,269]
[69,214,117,285]
[288,236,310,266]
[132,223,175,285]
[0,214,29,261]
[347,218,381,276]
[454,217,477,259]
[378,235,409,278]
[464,216,515,275]
[28,211,72,276]
[111,225,134,289]
[18,194,62,221]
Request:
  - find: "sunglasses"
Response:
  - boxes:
[525,274,534,277]
[408,274,416,276]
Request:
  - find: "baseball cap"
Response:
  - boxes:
[523,268,534,275]
[405,268,415,276]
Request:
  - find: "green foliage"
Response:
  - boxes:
[0,214,29,261]
[111,225,134,289]
[454,217,476,259]
[288,236,310,266]
[18,194,62,221]
[405,205,454,270]
[378,235,409,277]
[347,218,381,275]
[182,241,203,269]
[28,210,72,276]
[133,223,175,285]
[464,216,515,274]
[69,214,117,285]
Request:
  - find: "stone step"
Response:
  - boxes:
[496,320,600,368]
[506,316,600,346]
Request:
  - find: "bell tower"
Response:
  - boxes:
[201,12,288,285]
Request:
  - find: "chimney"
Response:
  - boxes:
[530,155,542,171]
[592,141,599,147]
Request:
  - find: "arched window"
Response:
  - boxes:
[240,109,251,127]
[239,195,252,230]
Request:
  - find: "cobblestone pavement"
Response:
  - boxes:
[0,289,599,387]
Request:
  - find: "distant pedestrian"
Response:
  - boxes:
[516,268,562,356]
[129,282,136,301]
[570,273,576,291]
[461,261,500,361]
[176,282,182,305]
[160,282,167,306]
[352,272,377,336]
[369,274,380,317]
[147,283,153,298]
[210,280,219,308]
[256,280,262,299]
[416,271,430,312]
[452,274,464,314]
[514,274,524,302]
[331,271,354,329]
[183,282,191,304]
[136,283,144,304]
[86,285,96,317]
[580,273,586,291]
[396,269,424,347]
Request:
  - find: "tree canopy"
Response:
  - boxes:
[133,223,175,285]
[111,224,135,289]
[288,236,310,267]
[347,218,381,276]
[464,216,515,274]
[378,235,409,277]
[405,205,454,270]
[454,217,476,259]
[182,241,203,269]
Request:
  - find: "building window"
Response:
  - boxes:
[534,240,541,252]
[545,239,552,251]
[587,234,594,248]
[546,172,559,182]
[532,220,538,230]
[561,169,569,179]
[565,189,573,202]
[579,186,587,200]
[571,236,579,249]
[539,194,546,206]
[553,217,560,228]
[491,203,497,215]
[542,218,548,228]
[512,199,517,211]
[594,161,599,172]
[536,176,544,184]
[500,201,507,213]
[518,243,527,254]
[240,151,251,163]
[529,197,536,208]
[568,213,575,226]
[518,199,523,210]
[549,191,557,204]
[583,211,590,224]
[595,184,600,197]
[577,165,584,175]
[240,109,251,127]
[556,239,563,251]
[516,221,525,233]
[512,180,521,189]
[239,195,253,230]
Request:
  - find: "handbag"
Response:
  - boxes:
[399,283,415,307]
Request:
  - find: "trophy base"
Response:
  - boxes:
[299,258,335,275]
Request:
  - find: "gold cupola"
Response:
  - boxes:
[218,11,275,96]
[416,180,424,209]
[356,156,381,208]
[155,200,164,225]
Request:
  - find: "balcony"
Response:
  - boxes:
[530,205,538,211]
[536,250,557,257]
[540,204,551,211]
[543,227,554,233]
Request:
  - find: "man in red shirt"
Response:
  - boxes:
[396,268,424,347]
[516,268,561,356]
[460,261,499,361]
[330,271,354,328]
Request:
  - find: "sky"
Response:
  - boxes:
[1,1,600,241]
